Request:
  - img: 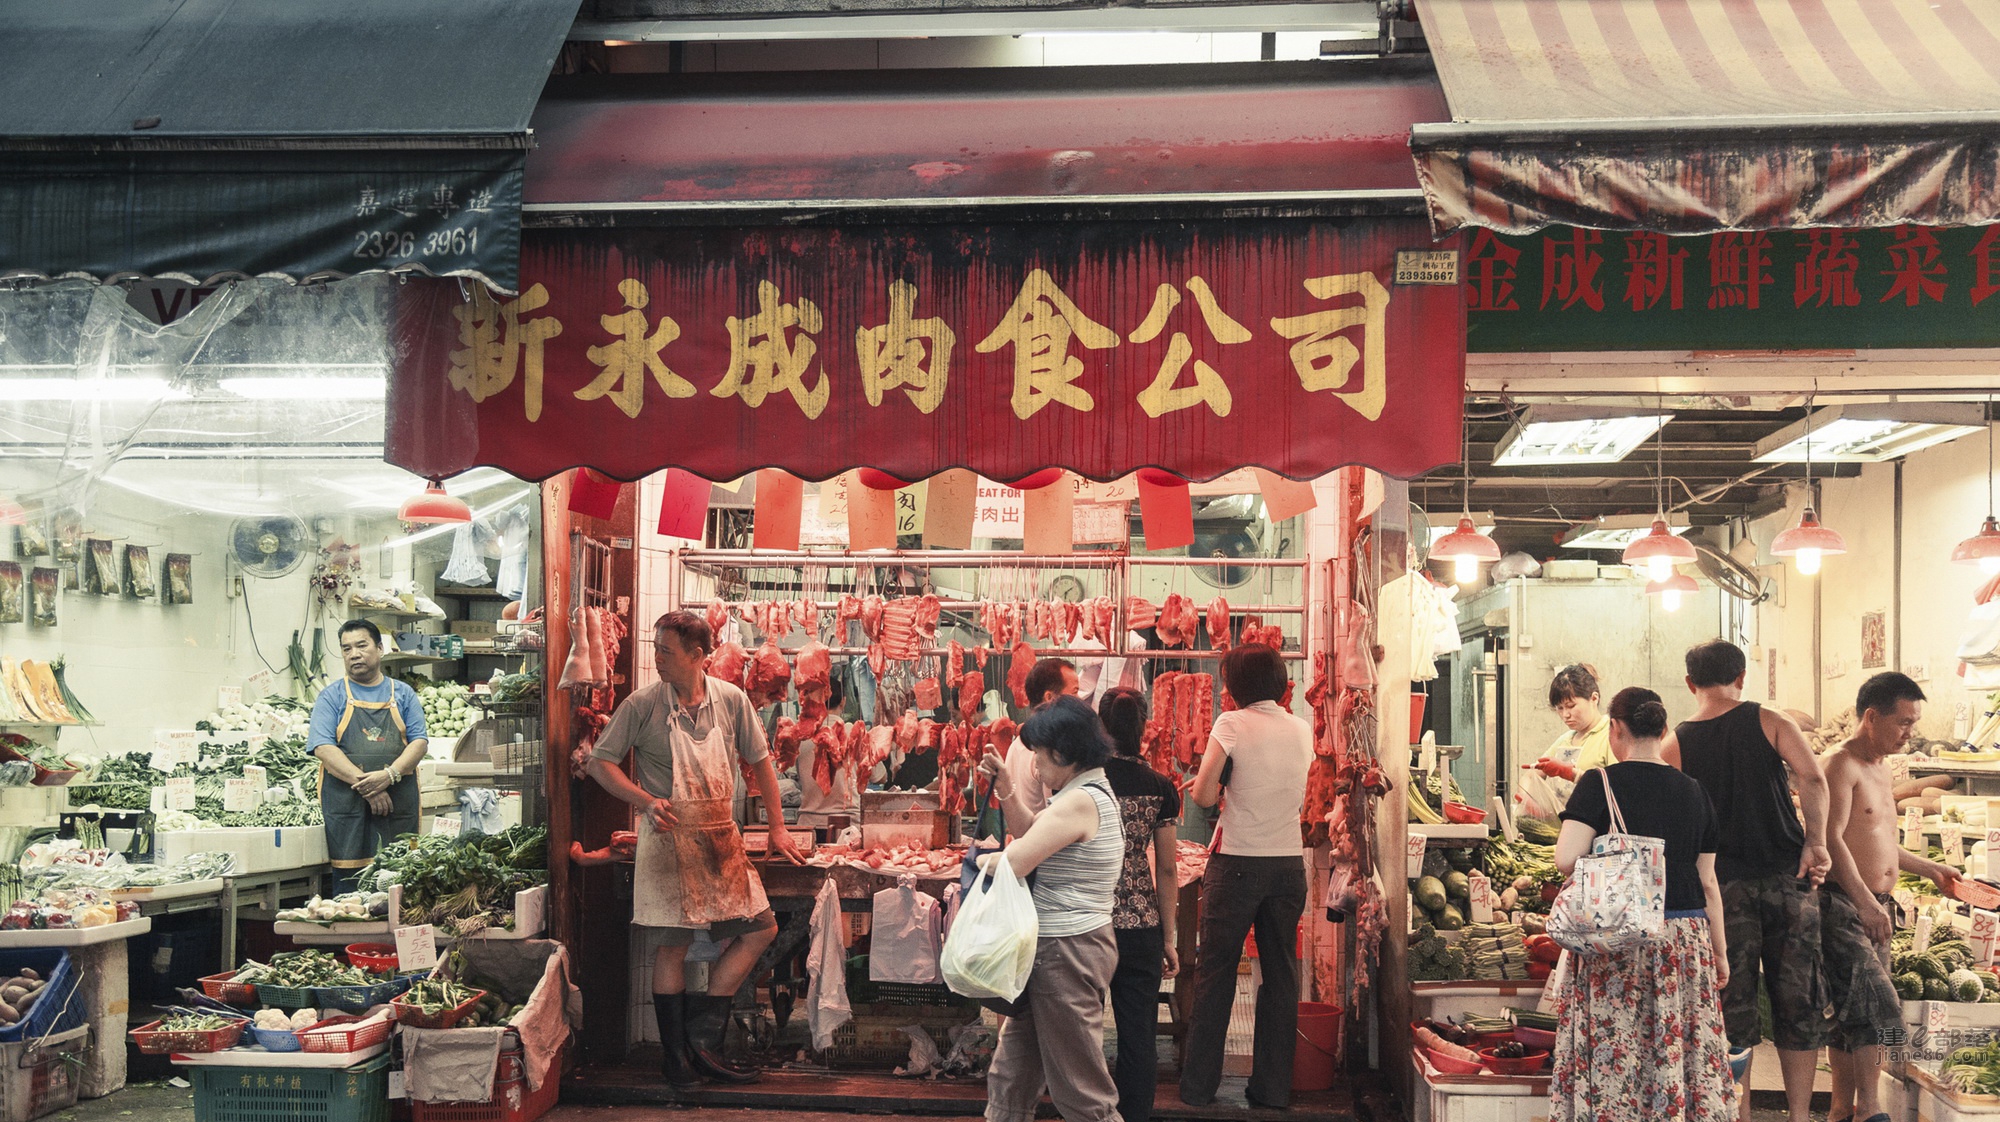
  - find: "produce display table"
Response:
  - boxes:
[1410,1047,1549,1122]
[0,918,152,1102]
[1411,981,1545,1022]
[0,918,150,947]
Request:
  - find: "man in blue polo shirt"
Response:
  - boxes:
[309,619,429,890]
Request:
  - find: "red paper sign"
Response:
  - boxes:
[1137,474,1195,551]
[387,219,1464,485]
[656,468,711,540]
[567,468,622,519]
[751,470,804,551]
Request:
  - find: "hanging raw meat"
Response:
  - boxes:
[958,670,985,723]
[1156,594,1188,647]
[837,594,864,631]
[795,640,832,698]
[946,641,965,688]
[1061,601,1083,645]
[1125,597,1157,631]
[1007,639,1036,707]
[860,595,887,641]
[744,638,793,708]
[868,642,888,679]
[794,597,820,634]
[1092,597,1117,641]
[706,641,748,687]
[1206,596,1231,651]
[768,600,793,639]
[558,608,593,690]
[772,717,804,773]
[810,721,845,794]
[705,600,730,640]
[915,594,942,639]
[881,599,923,662]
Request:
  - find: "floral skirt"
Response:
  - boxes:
[1550,917,1737,1122]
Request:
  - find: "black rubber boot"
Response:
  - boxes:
[652,993,700,1089]
[686,994,761,1084]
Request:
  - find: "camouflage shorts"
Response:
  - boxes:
[1820,886,1904,1052]
[1721,874,1829,1051]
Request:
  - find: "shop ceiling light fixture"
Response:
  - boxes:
[1954,400,2000,575]
[1559,512,1691,551]
[1429,511,1493,547]
[397,478,472,524]
[1620,407,1697,581]
[0,377,184,402]
[1752,403,1984,463]
[1646,571,1698,612]
[1490,406,1671,467]
[1431,415,1500,585]
[1771,391,1846,577]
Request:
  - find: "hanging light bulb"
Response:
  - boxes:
[1955,402,2000,574]
[1433,516,1501,586]
[397,478,472,524]
[1622,519,1697,583]
[1647,572,1698,612]
[1772,507,1845,576]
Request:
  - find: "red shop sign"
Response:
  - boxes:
[387,218,1464,483]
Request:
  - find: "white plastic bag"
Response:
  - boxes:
[804,876,852,1050]
[940,853,1038,1002]
[441,523,492,586]
[869,877,944,984]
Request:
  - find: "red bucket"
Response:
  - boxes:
[1293,1001,1341,1091]
[1409,692,1428,744]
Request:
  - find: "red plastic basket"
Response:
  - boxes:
[130,1017,246,1054]
[391,989,485,1030]
[345,943,400,973]
[198,971,259,1006]
[410,1051,557,1122]
[299,1013,394,1053]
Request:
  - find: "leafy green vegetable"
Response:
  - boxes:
[359,826,548,936]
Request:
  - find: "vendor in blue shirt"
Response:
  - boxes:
[309,620,428,889]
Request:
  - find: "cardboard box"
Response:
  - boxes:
[449,620,497,638]
[861,790,948,849]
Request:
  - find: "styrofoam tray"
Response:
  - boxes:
[171,1040,389,1068]
[0,918,151,946]
[111,879,222,903]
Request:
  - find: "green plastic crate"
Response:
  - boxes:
[191,1055,388,1122]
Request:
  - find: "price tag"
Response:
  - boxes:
[224,778,261,813]
[1914,911,1936,955]
[394,924,439,971]
[164,776,197,811]
[1975,909,2000,965]
[1467,872,1495,924]
[245,670,273,699]
[1928,998,1951,1054]
[1944,823,1966,866]
[260,712,289,737]
[1905,807,1926,850]
[151,729,198,772]
[387,1072,406,1101]
[216,685,243,710]
[1894,887,1918,927]
[1889,754,1913,785]
[430,816,461,837]
[149,786,166,813]
[1406,833,1426,879]
[244,765,268,791]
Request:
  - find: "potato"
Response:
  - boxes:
[17,969,38,983]
[0,1003,18,1024]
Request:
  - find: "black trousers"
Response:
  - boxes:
[1178,853,1307,1107]
[1110,926,1166,1122]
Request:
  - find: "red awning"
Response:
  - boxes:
[1410,0,2000,235]
[524,59,1447,211]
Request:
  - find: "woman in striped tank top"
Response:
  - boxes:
[975,695,1126,1122]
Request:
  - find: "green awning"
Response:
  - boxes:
[0,0,581,293]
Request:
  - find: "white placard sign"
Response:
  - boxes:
[151,730,198,772]
[1944,823,1966,866]
[244,765,268,791]
[430,816,461,837]
[1889,754,1913,785]
[1914,911,1936,955]
[224,778,261,813]
[216,685,243,710]
[1467,872,1495,924]
[1975,909,2000,965]
[1905,808,1926,851]
[1406,833,1426,880]
[164,776,197,811]
[245,670,273,699]
[394,924,439,972]
[1894,887,1918,927]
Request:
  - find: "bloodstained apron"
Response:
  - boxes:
[322,678,419,870]
[633,689,768,928]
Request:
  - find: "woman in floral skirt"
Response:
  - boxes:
[1551,686,1735,1122]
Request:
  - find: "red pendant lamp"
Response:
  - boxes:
[1954,402,2000,575]
[1770,395,1844,576]
[1010,468,1065,490]
[1646,571,1698,612]
[856,468,912,491]
[1432,413,1499,584]
[1621,409,1697,581]
[398,478,471,524]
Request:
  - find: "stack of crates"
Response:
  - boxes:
[409,1048,557,1122]
[190,1055,389,1122]
[0,1027,87,1122]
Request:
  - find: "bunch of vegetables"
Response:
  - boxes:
[453,990,525,1029]
[197,696,312,743]
[1946,1037,2000,1096]
[484,671,541,707]
[420,682,473,738]
[1408,921,1468,982]
[68,707,323,827]
[1413,1022,1481,1067]
[1460,921,1533,982]
[156,1011,240,1034]
[253,1008,321,1032]
[0,967,49,1026]
[400,979,482,1017]
[1481,838,1564,915]
[26,852,236,894]
[276,892,392,925]
[359,825,548,936]
[1890,929,2000,1002]
[231,950,385,989]
[1411,848,1480,931]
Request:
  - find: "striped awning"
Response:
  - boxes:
[1410,0,2000,234]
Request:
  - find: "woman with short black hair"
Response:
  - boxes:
[976,695,1125,1122]
[1180,647,1312,1109]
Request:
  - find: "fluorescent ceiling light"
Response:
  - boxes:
[1561,512,1691,551]
[219,377,385,401]
[0,378,185,402]
[1753,404,1985,463]
[1491,407,1671,466]
[1427,511,1492,546]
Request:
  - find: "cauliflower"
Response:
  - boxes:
[254,1009,292,1031]
[290,1008,320,1031]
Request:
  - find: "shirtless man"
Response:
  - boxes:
[1822,671,1958,1122]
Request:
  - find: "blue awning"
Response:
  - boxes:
[0,0,581,293]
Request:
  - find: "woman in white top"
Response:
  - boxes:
[1178,645,1313,1109]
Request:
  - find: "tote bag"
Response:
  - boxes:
[1544,771,1666,956]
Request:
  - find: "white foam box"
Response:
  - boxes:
[1539,560,1598,581]
[153,827,324,875]
[456,884,546,941]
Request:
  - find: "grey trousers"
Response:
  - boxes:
[1179,853,1307,1107]
[986,926,1121,1122]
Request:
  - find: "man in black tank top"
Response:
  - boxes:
[1664,641,1831,1122]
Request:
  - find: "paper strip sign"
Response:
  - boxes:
[1022,474,1075,554]
[846,479,898,550]
[1251,467,1319,522]
[751,469,804,551]
[893,481,927,537]
[923,469,977,549]
[1406,833,1426,881]
[567,468,624,519]
[657,468,712,541]
[224,778,261,813]
[1136,473,1195,551]
[164,777,197,811]
[395,924,439,971]
[216,685,243,710]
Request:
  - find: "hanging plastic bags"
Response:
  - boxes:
[869,876,944,984]
[940,853,1038,1003]
[804,876,851,1051]
[442,523,492,586]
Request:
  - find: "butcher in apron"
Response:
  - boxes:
[309,621,427,892]
[583,610,804,1088]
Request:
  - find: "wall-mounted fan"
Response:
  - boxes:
[1190,529,1259,589]
[228,515,310,579]
[1687,529,1771,604]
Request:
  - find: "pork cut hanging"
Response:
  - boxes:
[706,641,748,687]
[744,638,793,708]
[794,639,832,698]
[1007,640,1036,707]
[705,600,730,640]
[1206,596,1231,651]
